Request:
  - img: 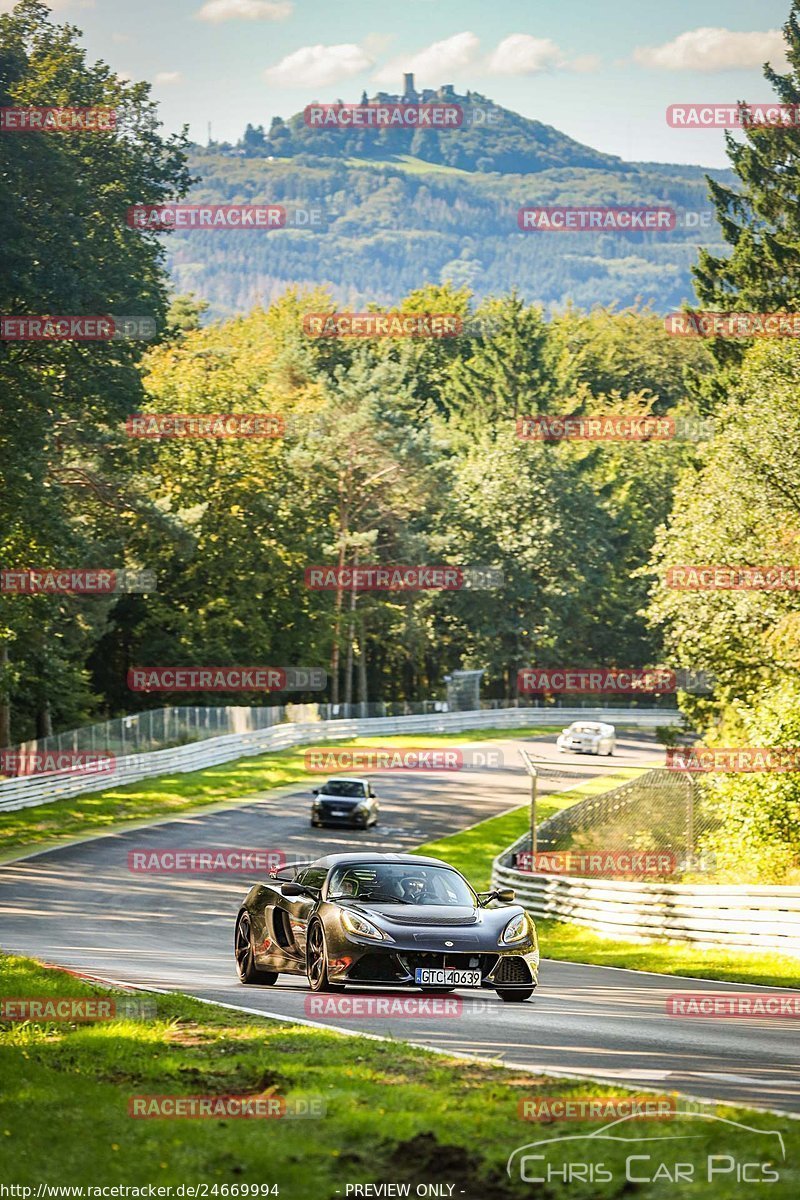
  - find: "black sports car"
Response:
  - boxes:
[234,852,539,1002]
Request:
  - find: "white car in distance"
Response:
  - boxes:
[556,720,616,756]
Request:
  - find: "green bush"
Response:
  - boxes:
[700,680,800,883]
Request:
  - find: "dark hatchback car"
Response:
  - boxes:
[234,851,539,1002]
[310,777,378,828]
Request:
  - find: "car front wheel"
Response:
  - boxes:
[496,988,534,1003]
[235,911,278,985]
[306,921,345,993]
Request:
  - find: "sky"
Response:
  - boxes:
[10,0,796,166]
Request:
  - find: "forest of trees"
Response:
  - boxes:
[2,0,800,880]
[169,150,731,317]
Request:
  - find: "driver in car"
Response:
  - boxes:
[400,874,428,904]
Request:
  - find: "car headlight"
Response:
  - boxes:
[501,912,530,945]
[341,910,391,941]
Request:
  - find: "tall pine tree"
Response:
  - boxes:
[693,1,800,365]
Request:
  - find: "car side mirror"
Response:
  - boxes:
[281,882,307,897]
[478,887,516,906]
[312,788,319,796]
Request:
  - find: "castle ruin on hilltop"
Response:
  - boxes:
[363,73,458,106]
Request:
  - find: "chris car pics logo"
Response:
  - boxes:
[507,1112,785,1185]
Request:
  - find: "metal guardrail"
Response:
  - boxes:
[0,706,681,814]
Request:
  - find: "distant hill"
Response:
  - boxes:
[230,82,623,176]
[166,82,734,318]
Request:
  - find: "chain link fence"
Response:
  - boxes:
[520,762,720,881]
[5,701,451,765]
[6,696,680,769]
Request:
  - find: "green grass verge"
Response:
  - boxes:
[534,919,800,990]
[1,955,796,1196]
[415,770,800,988]
[0,726,561,862]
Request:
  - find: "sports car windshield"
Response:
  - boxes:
[328,863,475,906]
[322,780,367,797]
[571,724,600,733]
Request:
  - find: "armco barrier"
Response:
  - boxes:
[492,829,800,957]
[0,706,679,813]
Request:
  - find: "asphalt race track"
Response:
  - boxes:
[1,730,799,1115]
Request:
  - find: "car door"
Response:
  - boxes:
[278,866,327,957]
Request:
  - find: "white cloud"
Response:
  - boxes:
[373,32,480,86]
[634,27,788,72]
[265,43,373,88]
[486,34,565,75]
[155,71,182,85]
[570,54,601,74]
[196,0,292,24]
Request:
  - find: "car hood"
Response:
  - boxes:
[341,901,524,935]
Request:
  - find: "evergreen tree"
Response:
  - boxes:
[693,1,800,365]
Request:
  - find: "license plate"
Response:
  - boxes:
[414,967,481,987]
[329,810,347,817]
